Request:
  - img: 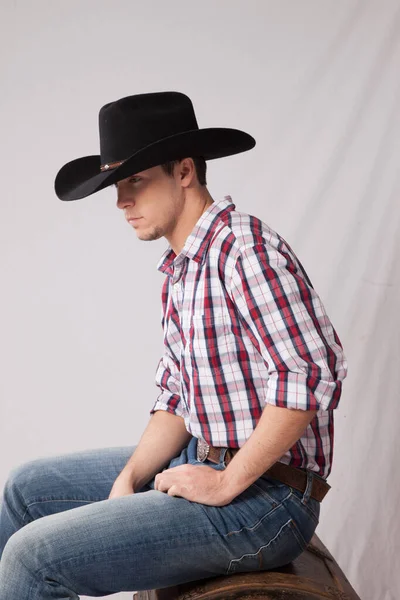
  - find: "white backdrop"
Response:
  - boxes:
[1,1,399,599]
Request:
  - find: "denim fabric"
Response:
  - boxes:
[0,437,321,598]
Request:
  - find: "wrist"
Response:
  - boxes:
[219,469,242,503]
[117,469,137,486]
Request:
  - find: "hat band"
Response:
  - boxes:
[100,160,125,172]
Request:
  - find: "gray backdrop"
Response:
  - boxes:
[1,1,399,599]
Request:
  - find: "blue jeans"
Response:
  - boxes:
[0,436,321,599]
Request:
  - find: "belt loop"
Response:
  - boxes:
[302,470,314,505]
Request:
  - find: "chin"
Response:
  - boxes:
[137,228,163,242]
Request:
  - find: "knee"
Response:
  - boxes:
[2,459,49,512]
[1,521,39,573]
[6,459,43,488]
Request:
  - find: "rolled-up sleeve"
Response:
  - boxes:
[150,276,185,418]
[228,242,348,411]
[150,349,185,417]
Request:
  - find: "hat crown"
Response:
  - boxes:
[54,90,256,201]
[98,91,199,165]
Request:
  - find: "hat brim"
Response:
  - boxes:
[54,127,256,201]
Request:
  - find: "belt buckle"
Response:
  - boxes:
[197,438,210,462]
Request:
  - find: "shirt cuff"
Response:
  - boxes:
[150,394,186,418]
[265,372,342,411]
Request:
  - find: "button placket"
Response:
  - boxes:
[171,275,189,414]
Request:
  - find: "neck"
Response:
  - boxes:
[167,188,215,256]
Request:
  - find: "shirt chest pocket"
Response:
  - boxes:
[187,312,236,372]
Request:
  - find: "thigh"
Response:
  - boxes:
[0,478,306,597]
[0,488,228,597]
[4,444,153,523]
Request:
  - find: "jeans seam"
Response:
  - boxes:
[221,488,293,537]
[22,498,104,522]
[288,517,309,551]
[3,489,32,527]
[226,516,293,574]
[288,490,320,526]
[5,480,35,526]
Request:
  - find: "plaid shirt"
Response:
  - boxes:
[150,195,347,479]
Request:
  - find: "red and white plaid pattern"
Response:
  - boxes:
[150,196,347,479]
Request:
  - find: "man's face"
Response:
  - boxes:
[115,163,184,241]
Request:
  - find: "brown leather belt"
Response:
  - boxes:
[197,441,331,502]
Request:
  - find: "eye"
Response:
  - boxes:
[114,177,141,189]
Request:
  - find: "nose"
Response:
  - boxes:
[116,189,136,210]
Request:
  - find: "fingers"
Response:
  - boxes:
[154,473,172,493]
[154,476,180,497]
[154,465,184,490]
[154,464,195,495]
[167,485,180,497]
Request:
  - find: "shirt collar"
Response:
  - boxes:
[156,195,236,275]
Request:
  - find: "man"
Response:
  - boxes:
[0,91,347,598]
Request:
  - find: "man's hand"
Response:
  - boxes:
[154,464,231,506]
[108,474,135,499]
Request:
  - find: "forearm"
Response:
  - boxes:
[119,410,192,491]
[222,403,318,501]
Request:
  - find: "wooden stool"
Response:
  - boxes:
[133,533,361,599]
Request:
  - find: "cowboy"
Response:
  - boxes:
[0,91,348,598]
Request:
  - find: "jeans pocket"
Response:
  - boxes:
[282,486,320,552]
[225,504,307,574]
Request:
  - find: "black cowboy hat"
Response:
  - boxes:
[54,91,256,201]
